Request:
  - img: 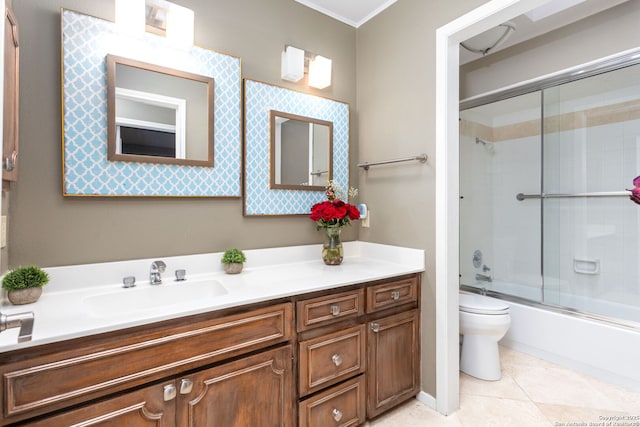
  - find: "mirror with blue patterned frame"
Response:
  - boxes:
[243,79,349,216]
[61,9,241,197]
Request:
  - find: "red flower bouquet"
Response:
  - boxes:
[310,181,360,265]
[309,182,360,229]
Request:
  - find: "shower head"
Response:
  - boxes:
[475,137,495,153]
[461,21,516,56]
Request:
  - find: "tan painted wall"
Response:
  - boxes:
[460,0,640,99]
[9,0,357,268]
[355,0,489,398]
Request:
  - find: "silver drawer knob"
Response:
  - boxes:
[370,322,380,333]
[163,384,177,401]
[332,408,343,422]
[391,290,401,300]
[331,354,343,367]
[330,304,340,316]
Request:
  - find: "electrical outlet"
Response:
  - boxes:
[1,216,6,248]
[361,211,370,228]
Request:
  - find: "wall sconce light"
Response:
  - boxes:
[281,45,332,89]
[308,55,332,89]
[115,0,194,50]
[165,2,194,50]
[115,0,145,36]
[281,46,305,82]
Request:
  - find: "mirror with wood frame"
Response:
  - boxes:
[106,54,214,167]
[270,110,332,191]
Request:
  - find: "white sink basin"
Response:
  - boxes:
[83,280,228,316]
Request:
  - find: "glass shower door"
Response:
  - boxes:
[542,63,640,322]
[460,91,543,299]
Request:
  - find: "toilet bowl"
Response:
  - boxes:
[459,292,511,381]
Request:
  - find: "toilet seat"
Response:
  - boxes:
[459,292,509,315]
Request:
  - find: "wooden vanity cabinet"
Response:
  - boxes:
[0,303,294,426]
[0,273,420,426]
[296,274,420,426]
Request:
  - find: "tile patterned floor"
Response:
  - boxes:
[366,346,640,426]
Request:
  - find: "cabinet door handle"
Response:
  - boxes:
[391,290,400,300]
[331,354,343,367]
[179,378,194,394]
[332,408,343,422]
[163,384,177,401]
[4,150,17,172]
[330,304,340,316]
[370,322,380,333]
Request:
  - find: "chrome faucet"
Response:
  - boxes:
[0,311,35,343]
[150,260,166,285]
[475,273,492,283]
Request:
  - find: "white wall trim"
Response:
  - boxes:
[434,0,551,416]
[415,391,437,410]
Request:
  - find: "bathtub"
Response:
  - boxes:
[461,283,640,392]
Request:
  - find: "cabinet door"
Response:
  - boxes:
[177,345,293,427]
[23,381,176,427]
[367,309,420,418]
[3,4,19,183]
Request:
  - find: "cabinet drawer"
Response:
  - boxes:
[366,277,418,313]
[297,288,364,332]
[299,375,366,427]
[299,324,366,396]
[1,303,293,421]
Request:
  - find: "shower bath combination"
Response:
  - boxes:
[458,48,640,390]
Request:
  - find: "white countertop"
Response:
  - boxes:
[0,242,424,353]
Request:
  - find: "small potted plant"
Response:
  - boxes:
[221,249,246,274]
[2,265,50,305]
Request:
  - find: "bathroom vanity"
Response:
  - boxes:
[0,242,423,426]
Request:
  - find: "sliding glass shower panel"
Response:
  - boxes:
[542,64,640,322]
[460,92,542,299]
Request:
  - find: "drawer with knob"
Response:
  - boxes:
[298,374,366,427]
[366,276,418,313]
[297,288,364,332]
[298,324,366,396]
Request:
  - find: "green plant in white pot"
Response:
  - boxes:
[221,249,246,274]
[2,266,49,305]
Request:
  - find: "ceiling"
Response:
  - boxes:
[295,0,628,61]
[459,0,629,64]
[294,0,397,28]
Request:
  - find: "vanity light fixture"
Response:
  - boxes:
[165,2,194,50]
[280,45,332,89]
[281,46,305,82]
[115,0,194,50]
[308,55,332,89]
[115,0,145,37]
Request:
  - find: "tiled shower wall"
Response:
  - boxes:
[460,82,640,321]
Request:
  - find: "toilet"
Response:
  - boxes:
[459,292,511,381]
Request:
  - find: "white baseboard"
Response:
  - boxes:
[415,391,437,410]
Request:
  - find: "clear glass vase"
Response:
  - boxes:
[322,226,343,265]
